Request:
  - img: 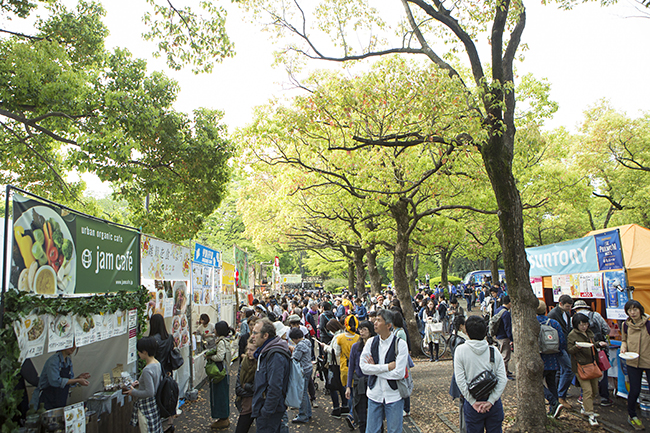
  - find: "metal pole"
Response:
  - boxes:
[0,184,11,329]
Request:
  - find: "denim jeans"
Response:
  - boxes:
[626,365,650,418]
[366,398,404,433]
[295,376,312,422]
[463,398,504,433]
[557,350,573,399]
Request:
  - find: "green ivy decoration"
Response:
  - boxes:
[0,285,149,432]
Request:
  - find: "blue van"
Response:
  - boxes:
[463,270,506,286]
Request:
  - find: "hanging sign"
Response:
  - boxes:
[595,230,624,271]
[127,309,138,364]
[194,243,220,268]
[141,235,191,281]
[10,193,139,294]
[526,236,599,277]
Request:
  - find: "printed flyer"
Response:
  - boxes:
[13,312,48,362]
[64,402,85,433]
[74,315,97,347]
[604,270,629,320]
[48,314,74,353]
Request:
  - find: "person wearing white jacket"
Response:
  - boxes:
[453,316,508,433]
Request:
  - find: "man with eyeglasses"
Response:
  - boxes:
[251,319,291,433]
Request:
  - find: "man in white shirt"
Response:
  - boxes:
[360,309,409,433]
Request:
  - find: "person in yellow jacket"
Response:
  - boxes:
[333,316,360,392]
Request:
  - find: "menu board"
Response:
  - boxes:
[64,402,85,433]
[13,312,48,362]
[127,309,138,364]
[48,314,74,353]
[578,273,605,299]
[74,315,97,347]
[141,236,191,281]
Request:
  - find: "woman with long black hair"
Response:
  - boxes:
[149,314,175,375]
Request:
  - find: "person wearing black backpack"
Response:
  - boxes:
[536,301,566,419]
[125,337,163,433]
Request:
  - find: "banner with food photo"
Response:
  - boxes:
[74,315,98,347]
[10,193,140,295]
[48,314,75,353]
[141,235,191,281]
[13,311,48,362]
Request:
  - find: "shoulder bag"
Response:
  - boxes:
[577,344,602,380]
[467,346,498,402]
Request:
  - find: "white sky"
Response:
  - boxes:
[57,0,650,195]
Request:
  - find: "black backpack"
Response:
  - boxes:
[156,371,179,419]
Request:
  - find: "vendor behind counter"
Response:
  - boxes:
[32,344,90,410]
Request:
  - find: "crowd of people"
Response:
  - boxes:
[108,282,650,433]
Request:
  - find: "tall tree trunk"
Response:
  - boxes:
[347,259,355,293]
[390,200,422,356]
[490,257,500,286]
[366,245,382,295]
[406,254,416,296]
[353,248,366,295]
[481,131,546,430]
[439,246,451,287]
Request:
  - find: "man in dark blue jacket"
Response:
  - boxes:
[494,296,514,380]
[252,319,291,433]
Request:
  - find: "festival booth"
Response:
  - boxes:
[140,235,192,400]
[526,225,650,400]
[1,188,144,433]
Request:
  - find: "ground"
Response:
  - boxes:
[173,340,639,433]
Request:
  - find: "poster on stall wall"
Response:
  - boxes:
[114,310,127,337]
[73,315,97,347]
[127,309,138,364]
[48,314,74,353]
[64,402,85,433]
[569,274,581,298]
[10,193,140,295]
[141,235,191,281]
[171,312,190,349]
[93,312,116,341]
[530,277,543,298]
[172,280,190,349]
[222,263,235,296]
[551,275,569,302]
[214,267,222,299]
[595,230,624,271]
[604,270,629,320]
[13,312,48,362]
[579,273,605,299]
[192,262,203,305]
[154,280,174,318]
[202,266,213,306]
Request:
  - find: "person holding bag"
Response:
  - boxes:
[206,321,232,430]
[234,338,257,433]
[567,313,607,427]
[620,300,650,431]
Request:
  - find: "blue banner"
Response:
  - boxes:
[194,243,220,268]
[595,230,624,271]
[526,236,599,277]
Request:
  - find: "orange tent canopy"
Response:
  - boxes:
[587,224,650,313]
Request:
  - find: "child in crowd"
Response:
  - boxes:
[124,337,163,433]
[290,327,314,424]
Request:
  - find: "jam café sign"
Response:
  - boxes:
[10,193,140,295]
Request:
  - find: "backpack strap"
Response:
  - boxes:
[489,346,495,364]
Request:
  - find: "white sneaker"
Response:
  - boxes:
[580,407,586,415]
[589,414,598,426]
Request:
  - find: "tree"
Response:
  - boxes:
[0,1,233,240]
[241,0,551,427]
[240,59,498,356]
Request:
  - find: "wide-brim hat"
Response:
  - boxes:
[287,314,301,323]
[572,300,589,310]
[274,321,290,339]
